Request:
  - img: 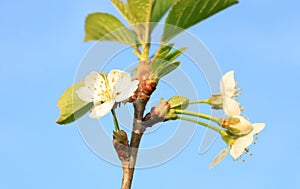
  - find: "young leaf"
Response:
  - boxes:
[157,61,180,79]
[128,0,153,47]
[128,0,153,23]
[84,13,137,46]
[110,0,138,25]
[150,59,164,78]
[150,0,177,31]
[150,59,180,79]
[163,47,186,62]
[153,43,174,60]
[153,44,186,62]
[163,0,238,42]
[56,82,93,125]
[111,0,153,49]
[150,45,185,79]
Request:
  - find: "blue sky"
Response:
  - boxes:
[1,0,300,188]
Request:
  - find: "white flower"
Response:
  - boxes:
[230,123,265,159]
[220,71,241,117]
[209,122,265,168]
[209,71,265,168]
[76,70,139,119]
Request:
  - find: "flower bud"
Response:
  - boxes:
[113,130,129,161]
[167,96,189,110]
[150,98,170,118]
[113,130,129,146]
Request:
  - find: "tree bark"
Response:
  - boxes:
[121,161,134,189]
[121,99,147,189]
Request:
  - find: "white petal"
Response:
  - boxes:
[107,70,132,93]
[209,148,229,168]
[84,71,99,85]
[251,123,265,134]
[76,87,93,102]
[85,72,102,90]
[115,80,139,102]
[220,71,236,97]
[223,98,241,117]
[89,100,115,119]
[230,135,253,159]
[84,71,107,101]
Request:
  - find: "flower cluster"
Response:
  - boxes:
[209,71,265,168]
[63,68,265,169]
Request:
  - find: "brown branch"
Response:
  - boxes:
[121,99,147,189]
[120,79,157,189]
[121,101,167,189]
[116,93,174,188]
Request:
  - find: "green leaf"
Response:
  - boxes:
[153,44,186,62]
[128,0,153,23]
[128,0,153,47]
[56,82,93,125]
[163,47,186,62]
[150,0,177,31]
[163,0,238,42]
[153,43,174,60]
[84,13,137,46]
[111,0,153,47]
[111,0,138,25]
[150,45,185,79]
[150,59,180,79]
[157,61,180,79]
[150,59,164,78]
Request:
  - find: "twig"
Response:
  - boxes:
[120,79,157,189]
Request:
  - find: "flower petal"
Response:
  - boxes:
[107,70,132,93]
[89,100,115,119]
[84,71,99,85]
[223,98,241,117]
[85,72,106,90]
[230,134,253,159]
[84,71,107,102]
[251,123,265,134]
[76,87,94,102]
[209,148,229,168]
[115,80,139,102]
[220,71,236,97]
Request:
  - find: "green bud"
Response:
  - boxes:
[113,130,129,146]
[168,96,189,110]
